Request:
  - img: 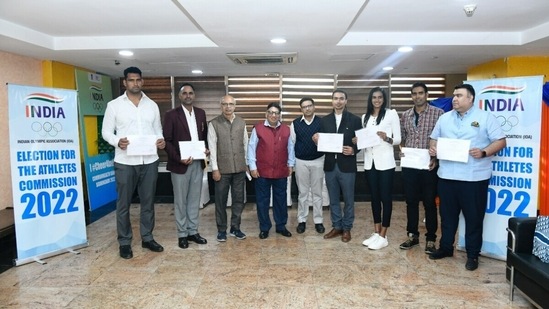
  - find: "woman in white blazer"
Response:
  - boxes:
[360,87,401,250]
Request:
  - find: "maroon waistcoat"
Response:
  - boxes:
[255,122,290,179]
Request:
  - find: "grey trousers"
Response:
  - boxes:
[114,160,159,246]
[295,157,325,224]
[214,171,246,232]
[171,161,203,237]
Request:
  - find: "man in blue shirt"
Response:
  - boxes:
[428,83,506,271]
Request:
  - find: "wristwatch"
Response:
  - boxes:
[481,150,487,158]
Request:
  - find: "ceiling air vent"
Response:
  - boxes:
[226,52,297,65]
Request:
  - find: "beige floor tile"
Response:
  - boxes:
[0,201,536,308]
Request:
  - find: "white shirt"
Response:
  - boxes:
[335,113,342,131]
[182,105,199,141]
[102,92,163,165]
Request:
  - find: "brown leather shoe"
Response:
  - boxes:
[323,228,343,239]
[342,230,351,242]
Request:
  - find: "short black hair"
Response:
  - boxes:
[455,83,476,102]
[299,97,314,106]
[180,83,195,92]
[411,82,428,93]
[332,89,347,100]
[123,67,142,79]
[267,102,282,113]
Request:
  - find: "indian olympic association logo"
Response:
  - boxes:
[496,115,519,132]
[31,121,63,137]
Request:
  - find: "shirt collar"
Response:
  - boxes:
[453,104,476,118]
[263,119,281,128]
[181,105,194,116]
[300,114,316,124]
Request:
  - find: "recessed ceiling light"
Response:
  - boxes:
[118,50,134,57]
[192,69,203,74]
[270,38,287,44]
[398,46,413,53]
[382,66,394,71]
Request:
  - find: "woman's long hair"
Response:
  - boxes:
[363,87,388,126]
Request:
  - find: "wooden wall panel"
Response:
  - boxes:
[117,74,446,164]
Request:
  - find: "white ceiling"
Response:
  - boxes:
[1,0,549,78]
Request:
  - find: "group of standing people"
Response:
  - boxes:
[103,66,506,271]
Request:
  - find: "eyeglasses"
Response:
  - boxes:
[266,110,280,115]
[221,102,235,107]
[301,104,314,109]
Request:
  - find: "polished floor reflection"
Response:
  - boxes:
[0,201,535,308]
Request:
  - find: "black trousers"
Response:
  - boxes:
[402,167,438,241]
[438,178,489,259]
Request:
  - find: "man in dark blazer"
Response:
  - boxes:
[313,89,361,243]
[163,83,209,249]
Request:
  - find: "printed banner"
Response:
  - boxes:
[8,84,88,264]
[75,70,117,211]
[459,76,543,260]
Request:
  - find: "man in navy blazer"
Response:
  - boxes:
[163,83,209,249]
[313,89,361,243]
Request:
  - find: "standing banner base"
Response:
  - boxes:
[14,242,88,266]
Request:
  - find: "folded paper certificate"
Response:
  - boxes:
[317,133,344,153]
[436,137,471,163]
[179,140,206,160]
[126,135,158,156]
[400,147,430,170]
[355,127,381,149]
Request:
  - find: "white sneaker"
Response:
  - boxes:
[368,235,388,250]
[362,233,380,247]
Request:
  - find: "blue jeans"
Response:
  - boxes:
[325,165,356,231]
[255,177,288,232]
[365,165,394,227]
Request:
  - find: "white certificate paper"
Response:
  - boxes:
[179,140,207,160]
[355,127,381,149]
[317,133,344,153]
[436,137,471,163]
[400,147,430,170]
[126,135,158,156]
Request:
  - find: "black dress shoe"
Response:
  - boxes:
[142,240,164,252]
[259,231,269,239]
[119,245,133,259]
[178,237,189,249]
[276,229,292,237]
[188,233,207,244]
[296,222,306,234]
[465,258,479,271]
[315,223,325,234]
[429,249,453,260]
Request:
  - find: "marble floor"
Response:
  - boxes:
[0,201,535,309]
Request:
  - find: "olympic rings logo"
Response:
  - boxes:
[31,121,63,137]
[92,102,104,111]
[496,115,519,132]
